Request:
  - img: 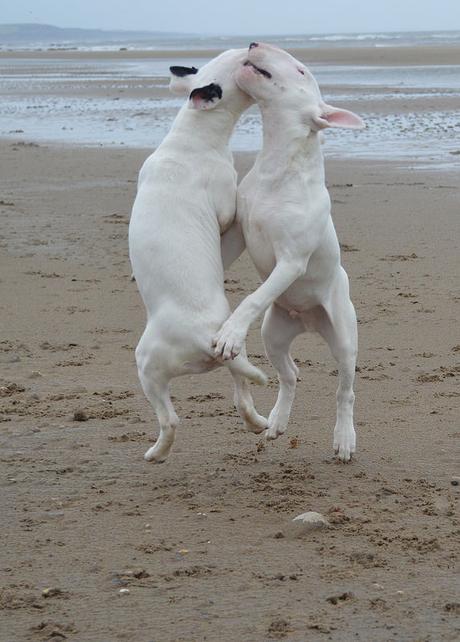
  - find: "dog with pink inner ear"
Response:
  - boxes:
[213,43,365,461]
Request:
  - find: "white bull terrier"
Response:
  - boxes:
[213,43,365,461]
[129,49,267,463]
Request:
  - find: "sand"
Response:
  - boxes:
[1,137,459,641]
[1,40,460,642]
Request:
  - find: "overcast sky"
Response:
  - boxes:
[2,0,460,34]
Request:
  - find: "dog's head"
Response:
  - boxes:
[169,49,254,115]
[235,43,365,133]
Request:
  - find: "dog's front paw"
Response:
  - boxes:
[213,320,246,360]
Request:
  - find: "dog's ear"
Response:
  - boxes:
[169,65,199,95]
[189,83,223,110]
[313,104,365,131]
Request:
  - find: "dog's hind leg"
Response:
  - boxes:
[261,304,304,440]
[135,327,179,463]
[316,268,357,462]
[229,345,267,434]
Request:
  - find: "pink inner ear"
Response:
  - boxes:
[189,95,213,111]
[322,107,365,130]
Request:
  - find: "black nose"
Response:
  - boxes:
[249,42,259,50]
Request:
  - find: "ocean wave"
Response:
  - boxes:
[430,32,460,39]
[310,33,401,42]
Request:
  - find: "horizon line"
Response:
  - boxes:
[1,22,460,38]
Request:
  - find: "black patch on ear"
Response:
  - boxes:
[189,83,223,103]
[169,65,198,77]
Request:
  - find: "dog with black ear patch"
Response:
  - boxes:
[169,65,198,77]
[129,49,267,464]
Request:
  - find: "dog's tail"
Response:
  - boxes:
[226,354,267,386]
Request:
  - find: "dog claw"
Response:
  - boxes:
[333,440,356,463]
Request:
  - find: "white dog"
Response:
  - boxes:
[129,49,267,463]
[213,43,365,461]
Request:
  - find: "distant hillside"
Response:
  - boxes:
[0,23,181,45]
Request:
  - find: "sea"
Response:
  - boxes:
[1,30,460,167]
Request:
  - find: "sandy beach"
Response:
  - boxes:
[1,45,460,642]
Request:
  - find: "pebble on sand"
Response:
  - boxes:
[286,511,330,538]
[42,587,64,598]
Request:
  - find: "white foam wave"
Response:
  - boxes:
[310,33,401,42]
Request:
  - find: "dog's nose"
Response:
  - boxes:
[249,42,259,50]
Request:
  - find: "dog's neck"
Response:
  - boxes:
[169,104,241,150]
[256,106,325,181]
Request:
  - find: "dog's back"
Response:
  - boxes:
[128,50,267,463]
[130,142,230,324]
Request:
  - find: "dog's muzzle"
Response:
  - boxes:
[243,60,272,79]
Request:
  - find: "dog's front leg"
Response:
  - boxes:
[213,259,306,360]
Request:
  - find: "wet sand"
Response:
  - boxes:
[2,47,460,164]
[2,44,460,65]
[1,139,459,641]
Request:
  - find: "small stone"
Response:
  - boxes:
[73,409,88,422]
[29,371,43,379]
[451,476,460,487]
[43,511,65,519]
[119,588,130,595]
[287,511,330,538]
[42,587,64,598]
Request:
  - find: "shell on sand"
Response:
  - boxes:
[286,512,330,539]
[293,511,330,527]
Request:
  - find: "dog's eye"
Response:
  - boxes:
[298,68,305,75]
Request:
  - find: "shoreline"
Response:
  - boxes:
[1,44,460,65]
[2,44,460,165]
[2,137,460,173]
